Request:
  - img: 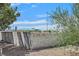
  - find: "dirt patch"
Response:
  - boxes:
[29,46,79,56]
[0,44,79,56]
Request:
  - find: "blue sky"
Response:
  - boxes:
[10,3,72,30]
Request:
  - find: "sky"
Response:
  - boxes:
[10,3,72,30]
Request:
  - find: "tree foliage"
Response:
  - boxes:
[0,3,20,30]
[50,4,79,46]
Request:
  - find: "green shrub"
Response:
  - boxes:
[50,4,79,46]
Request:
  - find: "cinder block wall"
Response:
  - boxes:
[0,31,58,50]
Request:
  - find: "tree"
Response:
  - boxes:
[50,4,79,46]
[0,3,20,30]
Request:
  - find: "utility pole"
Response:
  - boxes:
[15,26,17,31]
[47,12,49,31]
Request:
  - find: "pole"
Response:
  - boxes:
[47,12,49,31]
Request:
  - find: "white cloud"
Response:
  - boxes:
[10,19,60,30]
[32,25,53,30]
[11,3,21,7]
[12,20,47,25]
[36,14,50,18]
[31,4,37,8]
[10,23,58,30]
[18,10,24,13]
[32,24,59,30]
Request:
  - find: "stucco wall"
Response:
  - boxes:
[30,32,58,49]
[0,31,58,50]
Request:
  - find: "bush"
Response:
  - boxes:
[50,4,79,46]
